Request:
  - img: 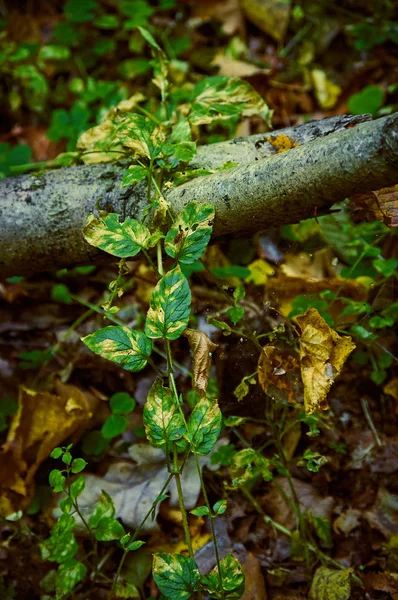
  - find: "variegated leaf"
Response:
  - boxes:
[145,267,191,340]
[82,326,152,372]
[153,553,200,600]
[143,378,186,448]
[164,202,214,264]
[201,554,245,600]
[83,213,157,258]
[186,397,222,455]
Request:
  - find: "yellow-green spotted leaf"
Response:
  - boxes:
[201,554,245,600]
[309,566,353,600]
[143,378,186,448]
[164,202,214,264]
[186,397,222,455]
[82,326,152,372]
[189,76,272,127]
[153,553,200,600]
[145,267,191,340]
[83,213,155,258]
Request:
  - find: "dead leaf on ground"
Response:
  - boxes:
[0,382,99,515]
[72,440,228,532]
[262,476,334,531]
[211,52,270,79]
[296,308,356,414]
[365,487,398,538]
[187,0,244,36]
[333,508,361,536]
[241,0,290,43]
[349,185,398,227]
[240,553,267,600]
[384,379,398,403]
[258,344,301,404]
[363,571,398,594]
[184,328,218,396]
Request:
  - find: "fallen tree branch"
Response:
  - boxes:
[0,114,396,278]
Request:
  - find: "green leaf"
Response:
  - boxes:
[309,566,353,600]
[40,514,77,563]
[138,26,162,52]
[50,448,63,459]
[189,76,272,127]
[227,306,245,325]
[39,44,71,61]
[69,475,85,500]
[210,266,251,279]
[373,257,398,278]
[101,414,128,439]
[229,448,272,489]
[145,267,191,340]
[83,213,153,258]
[71,458,87,474]
[110,392,136,415]
[122,164,148,186]
[348,85,384,116]
[128,540,146,551]
[59,497,74,514]
[164,202,214,264]
[62,451,72,466]
[82,430,109,456]
[201,554,245,600]
[190,505,210,517]
[213,499,227,515]
[171,119,192,143]
[49,469,66,493]
[187,397,222,455]
[94,14,120,29]
[152,553,200,600]
[55,559,87,599]
[88,490,115,528]
[172,141,197,162]
[94,516,125,541]
[82,326,153,372]
[143,378,186,448]
[309,514,332,547]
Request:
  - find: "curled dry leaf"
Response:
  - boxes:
[349,185,398,227]
[296,308,356,414]
[183,328,218,396]
[0,382,99,515]
[257,344,301,404]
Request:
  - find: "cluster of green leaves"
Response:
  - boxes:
[41,445,148,599]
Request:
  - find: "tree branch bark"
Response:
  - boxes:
[0,114,396,278]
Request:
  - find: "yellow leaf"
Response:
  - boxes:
[245,258,274,285]
[0,383,98,515]
[183,329,218,396]
[296,308,355,414]
[309,566,353,600]
[311,69,341,109]
[241,0,290,43]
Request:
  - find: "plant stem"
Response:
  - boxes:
[193,452,224,596]
[173,443,195,560]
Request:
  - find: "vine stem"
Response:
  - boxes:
[192,451,224,597]
[109,472,174,600]
[173,443,195,560]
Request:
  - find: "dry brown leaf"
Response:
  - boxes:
[187,0,243,36]
[258,345,301,404]
[0,383,98,515]
[211,52,270,78]
[296,308,356,414]
[349,185,398,227]
[240,553,267,600]
[184,328,218,396]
